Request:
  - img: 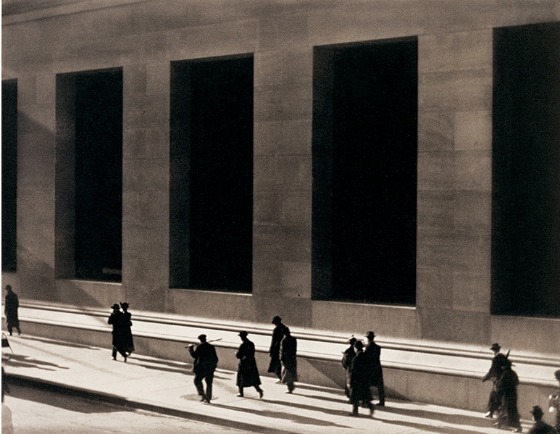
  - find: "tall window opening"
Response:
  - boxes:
[2,80,18,272]
[56,69,123,282]
[492,22,560,317]
[170,55,253,292]
[312,38,418,304]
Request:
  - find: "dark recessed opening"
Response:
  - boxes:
[170,55,253,292]
[313,38,418,305]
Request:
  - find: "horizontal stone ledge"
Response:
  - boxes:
[12,300,560,388]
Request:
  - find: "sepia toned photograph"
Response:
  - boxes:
[2,1,559,432]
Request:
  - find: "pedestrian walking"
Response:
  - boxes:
[4,285,20,336]
[349,340,375,417]
[267,315,286,383]
[187,334,218,404]
[107,303,128,362]
[494,358,522,432]
[364,331,385,406]
[482,342,510,418]
[549,369,560,432]
[235,331,264,399]
[342,336,357,399]
[280,327,298,393]
[527,405,558,434]
[120,302,135,356]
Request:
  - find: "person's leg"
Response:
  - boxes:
[377,383,385,406]
[237,387,244,397]
[193,372,205,400]
[254,385,263,398]
[205,371,214,402]
[112,347,117,360]
[7,323,12,336]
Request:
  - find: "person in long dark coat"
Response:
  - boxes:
[364,331,385,406]
[267,316,286,382]
[4,285,20,336]
[482,342,510,418]
[349,340,374,417]
[107,303,128,362]
[120,302,135,356]
[280,327,298,393]
[495,359,522,432]
[188,334,219,403]
[235,331,263,398]
[342,336,357,399]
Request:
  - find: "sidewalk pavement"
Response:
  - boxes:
[2,334,533,434]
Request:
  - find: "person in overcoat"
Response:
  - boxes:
[280,327,298,393]
[107,303,128,362]
[342,336,357,399]
[235,331,263,398]
[188,334,219,403]
[495,359,522,432]
[267,316,286,382]
[482,343,510,418]
[364,331,385,406]
[349,340,374,417]
[527,405,558,434]
[120,302,135,356]
[4,285,20,336]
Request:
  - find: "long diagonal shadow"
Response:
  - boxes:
[263,398,351,418]
[382,418,509,434]
[3,353,69,371]
[377,404,492,428]
[215,402,353,428]
[18,335,101,350]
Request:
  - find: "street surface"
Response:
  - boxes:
[4,383,247,434]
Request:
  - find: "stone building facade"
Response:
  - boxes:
[2,0,560,361]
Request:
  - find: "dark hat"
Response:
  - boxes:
[238,331,248,338]
[5,285,12,291]
[554,369,560,381]
[111,303,120,310]
[198,334,207,341]
[120,302,129,309]
[490,343,501,352]
[530,405,544,419]
[365,331,375,340]
[346,336,357,345]
[354,341,364,350]
[272,316,282,324]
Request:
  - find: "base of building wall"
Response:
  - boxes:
[8,302,558,414]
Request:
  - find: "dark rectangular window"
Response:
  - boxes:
[170,55,253,292]
[73,70,123,281]
[2,80,17,272]
[492,22,560,317]
[312,38,418,304]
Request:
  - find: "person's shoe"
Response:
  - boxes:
[199,395,207,402]
[259,390,264,399]
[112,357,116,361]
[484,411,493,418]
[275,380,283,384]
[376,401,385,407]
[512,427,522,433]
[285,390,293,394]
[124,356,127,363]
[369,406,375,417]
[236,393,244,397]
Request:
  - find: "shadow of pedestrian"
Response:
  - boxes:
[3,354,69,371]
[378,405,493,428]
[215,402,353,428]
[17,335,101,350]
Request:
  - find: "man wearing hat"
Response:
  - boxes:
[188,334,219,403]
[364,331,385,406]
[349,340,375,417]
[267,316,286,382]
[235,331,264,398]
[482,343,510,418]
[528,405,558,434]
[107,303,128,362]
[549,369,560,432]
[342,336,357,399]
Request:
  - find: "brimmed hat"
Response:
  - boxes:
[530,405,544,419]
[346,336,357,345]
[354,341,364,350]
[120,302,129,309]
[272,316,282,324]
[365,331,375,340]
[198,334,207,341]
[238,331,248,338]
[490,343,501,352]
[111,303,120,310]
